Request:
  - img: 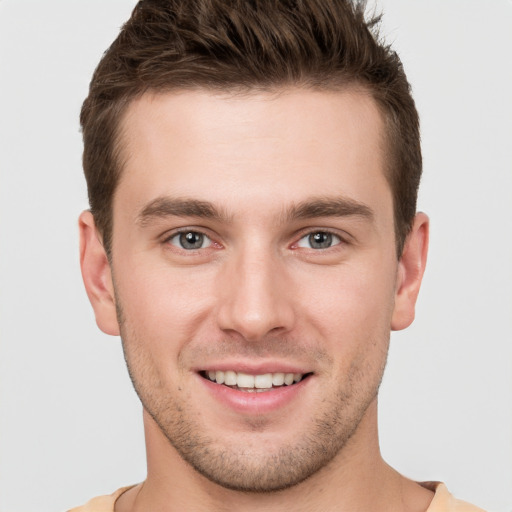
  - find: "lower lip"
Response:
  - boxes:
[199,374,311,415]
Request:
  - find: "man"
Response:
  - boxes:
[72,1,485,510]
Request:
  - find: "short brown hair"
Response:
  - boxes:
[81,0,421,256]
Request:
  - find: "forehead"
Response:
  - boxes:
[114,88,391,222]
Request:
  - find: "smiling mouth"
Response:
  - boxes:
[200,370,312,392]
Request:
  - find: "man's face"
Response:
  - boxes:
[104,89,403,491]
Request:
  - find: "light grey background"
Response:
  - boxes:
[0,1,510,510]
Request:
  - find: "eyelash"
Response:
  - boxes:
[164,229,217,251]
[163,228,347,253]
[295,230,344,250]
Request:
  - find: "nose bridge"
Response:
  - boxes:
[217,240,294,341]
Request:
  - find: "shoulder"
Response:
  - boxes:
[67,486,135,512]
[422,482,487,512]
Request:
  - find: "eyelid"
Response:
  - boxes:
[169,231,212,249]
[161,227,221,250]
[162,226,209,240]
[159,226,350,252]
[291,228,349,249]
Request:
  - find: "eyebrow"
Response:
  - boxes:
[137,197,230,226]
[285,197,374,223]
[136,195,374,227]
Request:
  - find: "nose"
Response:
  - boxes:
[216,246,295,342]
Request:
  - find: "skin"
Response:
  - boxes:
[80,88,430,511]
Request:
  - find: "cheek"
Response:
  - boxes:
[294,259,397,348]
[113,257,218,355]
[297,265,394,324]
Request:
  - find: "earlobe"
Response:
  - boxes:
[391,213,429,331]
[79,211,120,336]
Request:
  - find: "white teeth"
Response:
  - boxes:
[224,370,237,385]
[236,372,254,388]
[254,373,273,389]
[284,373,294,385]
[205,370,305,389]
[272,373,285,386]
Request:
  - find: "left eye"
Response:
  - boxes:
[297,231,341,249]
[169,231,212,250]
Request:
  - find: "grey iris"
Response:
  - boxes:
[180,232,204,249]
[309,232,332,249]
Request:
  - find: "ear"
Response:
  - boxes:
[79,210,120,336]
[391,212,429,331]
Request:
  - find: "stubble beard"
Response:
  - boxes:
[116,303,388,493]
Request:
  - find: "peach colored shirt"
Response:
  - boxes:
[420,482,486,511]
[68,482,486,511]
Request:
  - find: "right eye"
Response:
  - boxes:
[168,231,212,250]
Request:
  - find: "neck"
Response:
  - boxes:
[115,402,434,512]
